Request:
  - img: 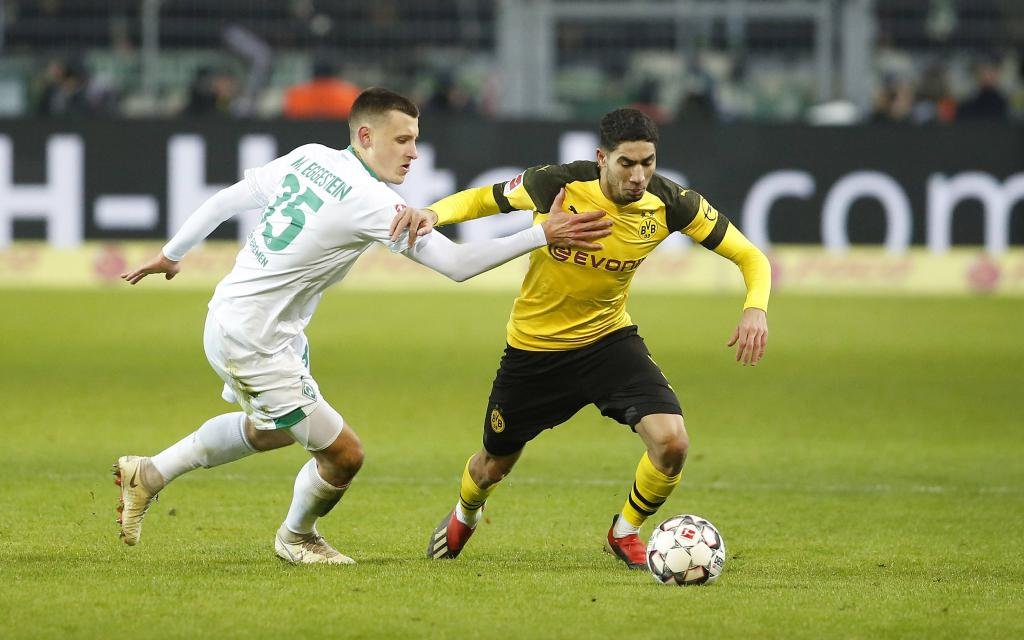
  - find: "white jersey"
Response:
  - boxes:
[210,143,410,353]
[162,142,548,358]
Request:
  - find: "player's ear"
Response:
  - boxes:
[596,148,607,169]
[357,124,373,149]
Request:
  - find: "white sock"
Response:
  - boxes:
[284,458,348,535]
[150,412,255,483]
[613,514,641,538]
[455,501,483,528]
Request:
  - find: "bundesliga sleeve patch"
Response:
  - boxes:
[503,171,525,196]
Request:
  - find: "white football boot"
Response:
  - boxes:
[274,524,355,565]
[112,455,160,546]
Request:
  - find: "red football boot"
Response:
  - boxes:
[427,509,476,559]
[604,514,647,569]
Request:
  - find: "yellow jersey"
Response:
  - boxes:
[429,161,770,351]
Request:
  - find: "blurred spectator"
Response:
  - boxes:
[911,62,957,124]
[35,58,93,116]
[283,59,361,119]
[871,74,915,122]
[957,57,1009,121]
[629,78,668,124]
[676,62,718,123]
[422,72,474,114]
[183,67,238,116]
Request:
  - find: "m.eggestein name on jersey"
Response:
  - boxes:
[547,246,647,272]
[292,156,353,201]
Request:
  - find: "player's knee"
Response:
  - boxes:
[481,456,515,487]
[340,437,364,474]
[326,426,364,476]
[663,430,689,470]
[471,452,514,488]
[645,415,688,474]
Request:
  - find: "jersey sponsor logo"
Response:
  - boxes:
[503,172,525,196]
[547,246,647,272]
[489,406,505,433]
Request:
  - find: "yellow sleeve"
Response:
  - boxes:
[428,163,581,225]
[711,225,772,311]
[678,194,770,311]
[428,186,502,226]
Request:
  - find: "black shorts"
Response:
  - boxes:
[482,325,682,456]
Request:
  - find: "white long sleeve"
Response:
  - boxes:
[162,180,264,261]
[405,224,547,282]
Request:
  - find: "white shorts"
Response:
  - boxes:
[203,313,341,450]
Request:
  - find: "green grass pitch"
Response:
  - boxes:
[1,288,1021,639]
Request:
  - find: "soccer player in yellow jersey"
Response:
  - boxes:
[398,108,770,568]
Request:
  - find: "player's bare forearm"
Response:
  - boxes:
[726,307,768,366]
[541,188,612,250]
[390,206,438,248]
[121,252,180,285]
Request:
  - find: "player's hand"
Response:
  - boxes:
[727,307,768,366]
[121,252,180,285]
[390,205,438,249]
[541,188,612,251]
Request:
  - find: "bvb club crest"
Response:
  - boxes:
[639,213,658,239]
[489,406,505,433]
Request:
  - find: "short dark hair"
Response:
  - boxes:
[350,87,419,124]
[599,108,659,151]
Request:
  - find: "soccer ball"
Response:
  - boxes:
[646,514,726,586]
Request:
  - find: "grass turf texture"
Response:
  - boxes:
[0,289,1021,639]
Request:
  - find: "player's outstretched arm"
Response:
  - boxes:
[404,225,543,282]
[121,253,180,285]
[403,189,610,282]
[676,190,771,365]
[389,206,438,249]
[122,180,263,286]
[727,307,768,366]
[164,181,263,259]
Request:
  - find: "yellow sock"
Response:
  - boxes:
[621,452,681,527]
[457,457,495,522]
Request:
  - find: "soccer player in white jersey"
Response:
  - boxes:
[114,88,611,565]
